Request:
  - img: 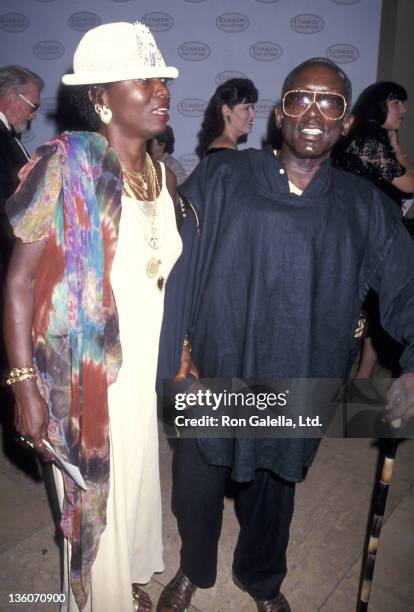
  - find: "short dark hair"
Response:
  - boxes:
[65,84,111,131]
[0,64,44,98]
[196,78,259,158]
[351,81,407,128]
[155,124,175,154]
[282,57,352,105]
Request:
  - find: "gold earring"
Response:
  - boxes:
[94,103,112,125]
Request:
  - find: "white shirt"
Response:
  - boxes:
[0,111,30,161]
[0,111,11,130]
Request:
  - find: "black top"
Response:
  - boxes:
[0,119,29,266]
[205,147,236,156]
[159,149,414,482]
[333,125,406,205]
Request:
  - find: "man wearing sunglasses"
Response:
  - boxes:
[158,58,414,612]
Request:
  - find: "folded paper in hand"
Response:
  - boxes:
[42,439,88,490]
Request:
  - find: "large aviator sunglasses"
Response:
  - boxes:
[282,89,347,120]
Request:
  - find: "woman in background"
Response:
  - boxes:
[334,81,414,384]
[334,81,414,205]
[196,78,258,159]
[149,125,187,186]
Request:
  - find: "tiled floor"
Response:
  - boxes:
[0,389,413,612]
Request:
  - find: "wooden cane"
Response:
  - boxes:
[357,438,398,611]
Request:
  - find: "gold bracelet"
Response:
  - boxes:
[6,373,37,385]
[183,335,192,353]
[9,366,36,376]
[6,366,37,386]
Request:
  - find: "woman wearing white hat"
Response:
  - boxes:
[4,22,193,612]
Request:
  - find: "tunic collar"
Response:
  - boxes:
[246,148,333,199]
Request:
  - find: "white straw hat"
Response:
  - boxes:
[62,21,178,86]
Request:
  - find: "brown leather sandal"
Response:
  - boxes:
[132,584,152,612]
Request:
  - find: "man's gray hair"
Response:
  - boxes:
[0,64,44,98]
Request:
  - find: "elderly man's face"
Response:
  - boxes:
[275,64,353,161]
[9,80,41,134]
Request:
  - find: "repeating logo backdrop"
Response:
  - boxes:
[0,0,382,172]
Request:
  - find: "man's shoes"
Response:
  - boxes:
[255,593,292,612]
[233,572,291,612]
[156,569,196,611]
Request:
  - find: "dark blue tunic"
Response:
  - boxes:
[158,149,414,482]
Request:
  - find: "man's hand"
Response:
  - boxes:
[173,348,199,386]
[385,373,414,428]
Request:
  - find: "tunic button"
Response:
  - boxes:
[279,168,285,175]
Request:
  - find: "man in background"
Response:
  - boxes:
[0,65,44,377]
[0,64,44,272]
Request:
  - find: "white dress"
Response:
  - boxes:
[58,163,182,611]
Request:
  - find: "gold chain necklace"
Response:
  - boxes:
[122,154,161,249]
[122,155,165,290]
[122,153,160,201]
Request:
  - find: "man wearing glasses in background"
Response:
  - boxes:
[0,65,43,265]
[0,65,43,376]
[158,58,414,612]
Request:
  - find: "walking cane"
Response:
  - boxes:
[357,437,398,611]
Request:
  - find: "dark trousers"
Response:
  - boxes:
[172,438,295,601]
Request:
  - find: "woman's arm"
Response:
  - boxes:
[388,130,414,193]
[165,164,177,202]
[4,238,52,460]
[163,166,200,382]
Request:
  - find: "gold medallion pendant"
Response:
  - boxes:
[146,258,160,278]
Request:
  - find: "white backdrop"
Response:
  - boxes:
[0,0,382,174]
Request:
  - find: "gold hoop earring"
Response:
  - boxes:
[225,114,231,123]
[94,103,112,125]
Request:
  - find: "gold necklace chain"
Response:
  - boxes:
[122,155,165,289]
[122,155,163,250]
[122,153,160,201]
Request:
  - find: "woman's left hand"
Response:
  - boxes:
[173,348,199,386]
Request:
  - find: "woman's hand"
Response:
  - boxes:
[173,348,199,386]
[4,239,53,461]
[388,129,400,150]
[384,373,414,428]
[387,130,414,191]
[13,380,52,461]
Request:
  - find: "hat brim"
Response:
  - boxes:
[62,65,179,86]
